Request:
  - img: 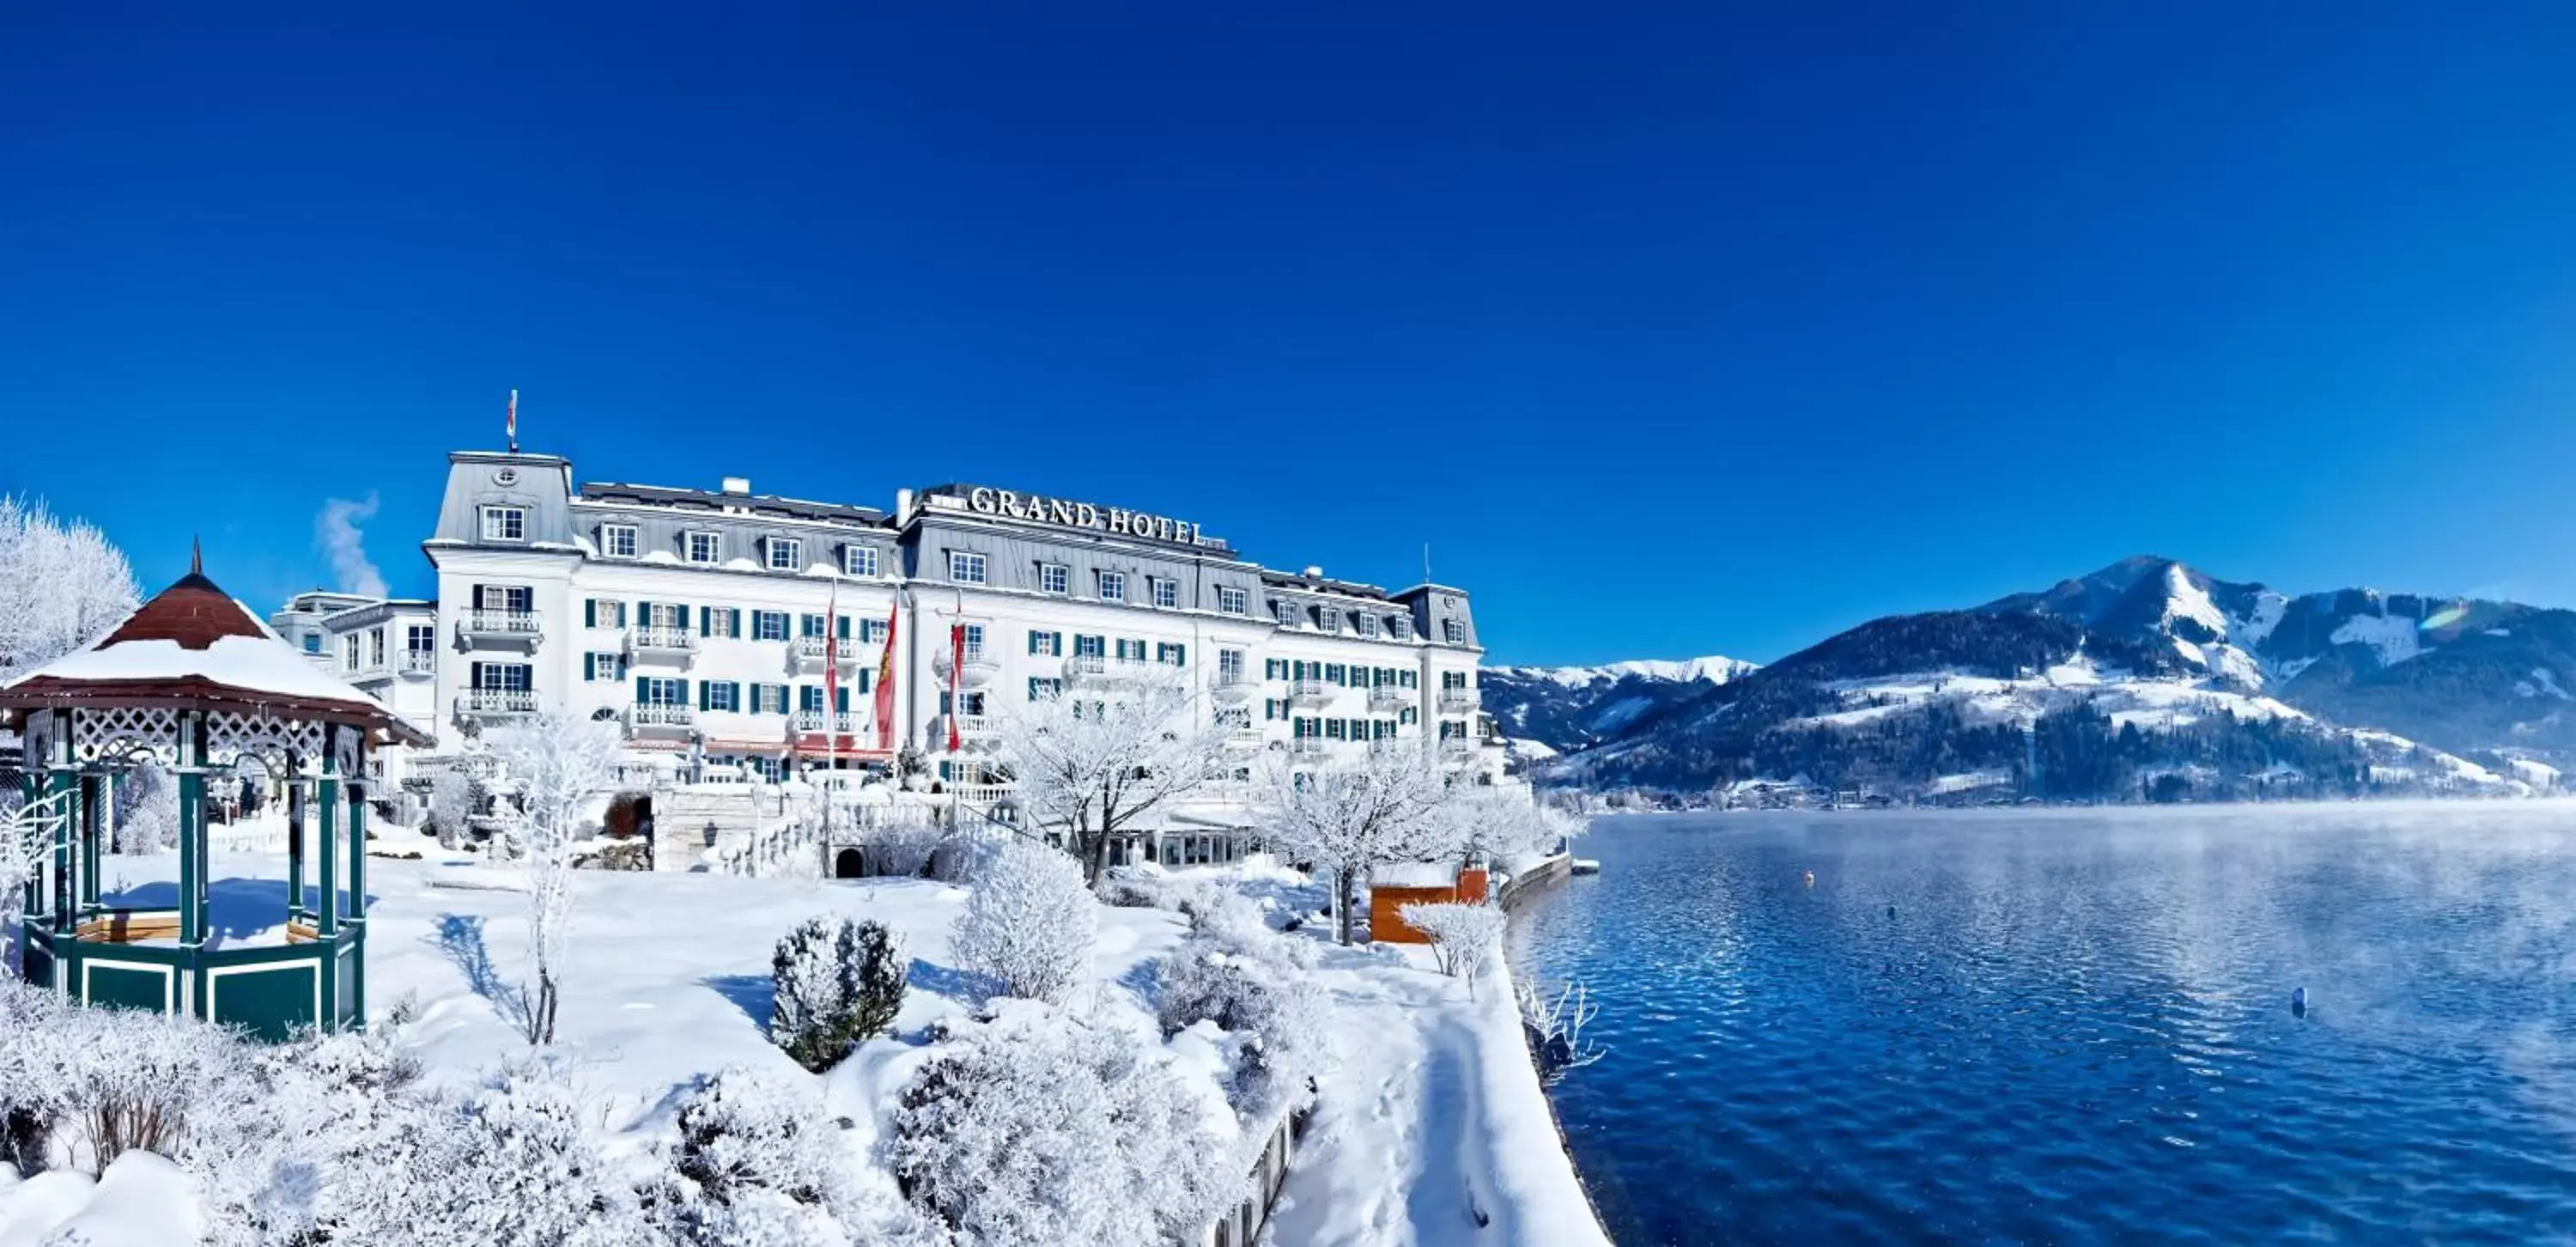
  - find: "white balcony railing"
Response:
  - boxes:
[629,626,696,655]
[399,651,438,677]
[1210,672,1261,703]
[948,782,1012,806]
[1437,735,1478,757]
[792,710,861,734]
[459,689,536,716]
[459,610,539,643]
[1286,678,1333,706]
[1288,737,1329,756]
[933,648,1000,688]
[793,636,861,666]
[1437,688,1480,714]
[943,715,996,745]
[629,703,696,730]
[1367,685,1410,712]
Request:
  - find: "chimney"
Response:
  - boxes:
[720,477,751,496]
[895,489,915,523]
[1303,565,1324,580]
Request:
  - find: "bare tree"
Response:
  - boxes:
[486,711,623,1044]
[991,666,1232,888]
[0,496,139,684]
[1253,745,1464,946]
[0,790,64,975]
[1438,786,1589,871]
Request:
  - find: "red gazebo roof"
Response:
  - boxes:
[0,561,430,745]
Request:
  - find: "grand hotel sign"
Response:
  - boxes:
[957,486,1204,546]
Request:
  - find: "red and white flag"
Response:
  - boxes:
[873,603,900,747]
[946,623,965,752]
[506,389,518,447]
[821,581,841,741]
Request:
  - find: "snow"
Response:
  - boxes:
[11,1153,201,1247]
[2238,591,2288,647]
[1,628,405,724]
[1491,655,1758,689]
[1584,695,1654,733]
[2330,611,2424,669]
[1926,770,2011,796]
[2160,564,2230,638]
[2518,667,2570,701]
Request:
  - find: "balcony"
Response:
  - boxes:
[939,715,998,746]
[1222,722,1264,751]
[628,626,696,663]
[1367,685,1411,713]
[791,710,861,735]
[947,782,1012,806]
[1288,737,1329,757]
[1437,735,1479,760]
[629,703,697,734]
[457,689,536,718]
[1064,654,1149,685]
[457,610,540,648]
[1286,678,1334,708]
[1437,687,1481,715]
[1209,672,1262,703]
[399,651,438,678]
[933,648,1001,689]
[792,636,863,671]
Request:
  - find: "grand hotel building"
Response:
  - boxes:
[392,450,1502,810]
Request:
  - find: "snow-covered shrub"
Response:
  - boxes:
[112,760,180,854]
[771,916,906,1074]
[428,763,486,849]
[950,840,1096,1004]
[53,992,252,1171]
[642,1068,887,1246]
[850,816,945,878]
[892,1008,1231,1246]
[1400,901,1508,995]
[1516,979,1607,1086]
[1152,940,1334,1122]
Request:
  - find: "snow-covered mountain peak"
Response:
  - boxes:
[1490,654,1759,689]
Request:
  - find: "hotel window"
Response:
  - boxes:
[582,652,623,682]
[1320,610,1341,634]
[583,598,628,630]
[1265,658,1287,680]
[1029,630,1062,657]
[1325,663,1346,685]
[303,633,323,654]
[1029,677,1065,701]
[644,602,686,630]
[1443,672,1469,690]
[636,676,684,706]
[480,506,526,543]
[368,629,386,667]
[754,611,790,642]
[844,544,878,577]
[861,618,888,645]
[1400,669,1418,688]
[950,551,987,584]
[767,537,802,571]
[601,524,638,558]
[699,606,741,639]
[961,624,987,661]
[477,584,532,612]
[1272,599,1296,626]
[706,682,740,713]
[1156,642,1187,666]
[1039,563,1070,595]
[342,636,361,672]
[1098,570,1127,603]
[1115,638,1147,663]
[751,684,787,714]
[1443,618,1467,645]
[1358,614,1381,639]
[406,624,435,653]
[1392,615,1414,640]
[687,532,722,564]
[1073,634,1105,659]
[1218,649,1245,683]
[1151,577,1178,609]
[473,662,533,692]
[1218,586,1247,615]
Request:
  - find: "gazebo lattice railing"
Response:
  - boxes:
[2,555,427,1040]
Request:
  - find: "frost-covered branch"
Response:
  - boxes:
[991,666,1232,888]
[486,711,623,1044]
[1516,979,1608,1084]
[1398,901,1507,996]
[1253,747,1464,945]
[0,495,139,684]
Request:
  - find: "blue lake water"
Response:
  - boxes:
[1510,807,2576,1245]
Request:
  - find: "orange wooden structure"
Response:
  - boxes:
[1367,865,1492,943]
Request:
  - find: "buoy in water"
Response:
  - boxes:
[2291,987,2309,1018]
[1803,870,1816,889]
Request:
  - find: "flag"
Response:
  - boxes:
[872,603,899,746]
[821,581,841,741]
[506,389,518,448]
[946,623,965,751]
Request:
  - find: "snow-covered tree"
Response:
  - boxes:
[0,496,139,684]
[770,916,905,1074]
[892,1008,1232,1246]
[992,667,1232,887]
[426,757,489,850]
[1253,746,1464,945]
[487,711,623,1044]
[112,759,180,854]
[643,1067,902,1246]
[1398,901,1508,996]
[1153,937,1334,1122]
[950,838,1097,1004]
[1437,786,1589,870]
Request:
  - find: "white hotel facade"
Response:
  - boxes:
[375,450,1502,823]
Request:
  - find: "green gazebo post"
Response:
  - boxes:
[0,552,426,1039]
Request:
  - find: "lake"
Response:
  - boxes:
[1510,806,2576,1245]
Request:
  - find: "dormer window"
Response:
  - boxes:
[1393,615,1414,640]
[845,545,879,578]
[1098,570,1127,603]
[1358,613,1381,639]
[1272,599,1296,626]
[687,532,722,564]
[481,506,526,543]
[1151,577,1178,609]
[601,524,638,559]
[767,537,802,572]
[1218,586,1247,615]
[1443,618,1466,645]
[1039,563,1070,595]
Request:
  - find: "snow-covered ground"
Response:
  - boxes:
[2,842,1607,1246]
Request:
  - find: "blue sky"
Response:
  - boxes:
[4,3,2574,666]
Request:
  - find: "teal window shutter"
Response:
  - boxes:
[635,678,648,705]
[857,669,872,693]
[638,600,652,630]
[582,654,595,682]
[697,605,710,636]
[835,687,850,713]
[837,614,851,640]
[583,599,597,629]
[730,608,743,636]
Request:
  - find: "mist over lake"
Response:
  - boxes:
[1514,805,2576,1245]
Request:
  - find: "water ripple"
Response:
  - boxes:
[1513,807,2576,1245]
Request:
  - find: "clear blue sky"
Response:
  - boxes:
[5,3,2574,665]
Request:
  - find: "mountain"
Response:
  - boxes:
[1517,557,2573,803]
[1479,655,1759,760]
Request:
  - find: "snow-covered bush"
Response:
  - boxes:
[771,916,906,1074]
[892,1008,1232,1246]
[1400,901,1508,995]
[950,840,1096,1004]
[642,1068,892,1246]
[1517,979,1607,1086]
[1152,940,1334,1122]
[427,763,487,849]
[112,760,180,854]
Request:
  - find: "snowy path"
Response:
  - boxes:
[1267,943,1607,1247]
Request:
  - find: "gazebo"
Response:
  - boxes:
[0,554,428,1039]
